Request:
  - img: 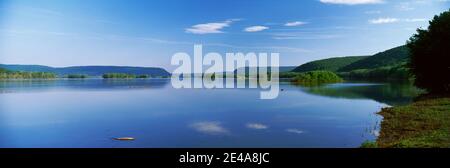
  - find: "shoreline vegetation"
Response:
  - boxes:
[290,71,343,85]
[102,73,150,79]
[1,68,162,79]
[362,96,450,148]
[0,68,56,79]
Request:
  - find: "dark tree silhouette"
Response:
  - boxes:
[407,9,450,94]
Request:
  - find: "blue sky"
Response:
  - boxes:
[0,0,449,70]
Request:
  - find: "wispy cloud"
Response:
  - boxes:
[190,121,229,135]
[246,123,269,130]
[272,32,342,40]
[319,0,384,5]
[185,19,239,34]
[203,43,313,53]
[244,26,269,32]
[284,21,307,27]
[30,7,63,16]
[1,28,310,53]
[369,17,399,24]
[397,2,415,11]
[404,18,427,22]
[369,17,428,24]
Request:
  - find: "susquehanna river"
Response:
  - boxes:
[0,79,420,148]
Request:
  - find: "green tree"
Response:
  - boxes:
[407,9,450,94]
[291,71,343,85]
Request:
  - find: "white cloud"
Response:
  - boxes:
[369,18,399,24]
[186,19,237,34]
[244,26,269,32]
[285,21,307,27]
[190,121,229,135]
[319,0,384,5]
[404,18,427,22]
[246,123,269,129]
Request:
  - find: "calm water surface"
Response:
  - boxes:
[0,79,419,148]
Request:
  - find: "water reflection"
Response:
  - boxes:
[286,129,304,134]
[190,121,229,135]
[0,79,420,147]
[295,81,422,106]
[0,79,170,93]
[246,123,269,130]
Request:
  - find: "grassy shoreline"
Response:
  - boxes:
[373,96,450,148]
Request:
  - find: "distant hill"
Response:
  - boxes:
[234,66,297,74]
[0,67,8,73]
[0,64,171,77]
[293,56,369,72]
[338,46,409,72]
[292,45,411,79]
[0,64,55,72]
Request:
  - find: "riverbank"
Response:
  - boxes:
[375,96,450,148]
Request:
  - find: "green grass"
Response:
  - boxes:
[376,96,450,148]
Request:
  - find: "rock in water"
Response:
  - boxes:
[113,137,135,141]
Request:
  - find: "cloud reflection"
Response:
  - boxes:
[286,129,304,134]
[190,121,229,135]
[246,123,269,130]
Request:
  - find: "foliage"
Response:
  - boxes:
[407,9,450,93]
[0,64,170,77]
[293,56,369,72]
[291,71,343,84]
[338,62,411,79]
[279,72,304,78]
[339,46,410,72]
[0,72,56,79]
[292,46,411,80]
[360,141,378,148]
